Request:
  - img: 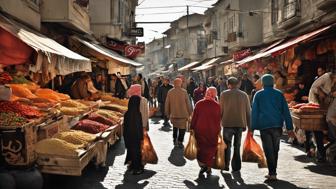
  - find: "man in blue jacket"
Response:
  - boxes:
[251,74,295,181]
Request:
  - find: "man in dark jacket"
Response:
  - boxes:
[157,77,173,127]
[240,74,255,95]
[252,74,295,181]
[112,74,126,99]
[187,78,197,105]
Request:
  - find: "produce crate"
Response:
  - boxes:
[36,142,98,176]
[36,116,63,141]
[0,122,38,167]
[291,112,328,131]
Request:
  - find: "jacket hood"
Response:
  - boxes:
[262,74,274,87]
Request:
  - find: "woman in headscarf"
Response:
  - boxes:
[190,87,221,177]
[123,95,144,175]
[128,84,149,130]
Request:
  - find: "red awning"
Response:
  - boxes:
[237,24,333,65]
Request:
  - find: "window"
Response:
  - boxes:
[271,0,278,24]
[283,0,300,20]
[228,16,234,33]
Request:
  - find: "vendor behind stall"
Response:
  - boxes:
[294,81,309,103]
[71,74,99,100]
[309,69,336,149]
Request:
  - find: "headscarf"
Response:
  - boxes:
[127,84,141,97]
[205,87,217,101]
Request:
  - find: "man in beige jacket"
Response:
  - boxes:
[220,77,251,172]
[165,78,192,148]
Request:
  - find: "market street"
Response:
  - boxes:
[44,118,336,189]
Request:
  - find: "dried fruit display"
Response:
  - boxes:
[35,88,70,101]
[0,112,28,127]
[73,119,110,134]
[35,138,81,156]
[101,104,127,114]
[96,109,122,122]
[0,72,12,85]
[0,101,42,118]
[88,113,118,126]
[60,107,85,116]
[9,84,37,99]
[60,100,88,110]
[54,130,96,147]
[101,95,129,106]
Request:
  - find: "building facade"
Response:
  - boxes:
[204,0,267,58]
[90,0,138,44]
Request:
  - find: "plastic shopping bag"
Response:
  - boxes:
[213,135,227,170]
[242,132,267,168]
[184,130,198,160]
[141,131,158,164]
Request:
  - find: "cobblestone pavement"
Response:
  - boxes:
[44,118,336,189]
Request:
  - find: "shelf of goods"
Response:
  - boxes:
[36,142,98,176]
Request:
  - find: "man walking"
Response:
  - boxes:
[220,77,251,172]
[252,74,295,181]
[165,78,192,148]
[157,77,173,127]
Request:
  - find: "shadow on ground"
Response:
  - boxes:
[184,175,224,189]
[304,164,336,176]
[168,146,186,166]
[221,172,268,189]
[115,169,156,189]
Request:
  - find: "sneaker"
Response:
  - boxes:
[132,169,144,175]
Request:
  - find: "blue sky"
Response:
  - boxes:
[136,0,217,43]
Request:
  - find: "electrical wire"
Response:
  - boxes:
[137,5,211,9]
[136,11,186,16]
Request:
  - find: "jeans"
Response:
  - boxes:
[260,127,282,176]
[223,127,243,171]
[305,131,325,160]
[327,122,336,144]
[173,128,186,143]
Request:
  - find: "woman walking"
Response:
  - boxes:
[123,96,144,175]
[128,84,149,130]
[191,87,221,177]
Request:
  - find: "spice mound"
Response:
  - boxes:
[35,138,82,156]
[0,112,28,127]
[0,101,42,118]
[73,119,110,134]
[54,130,96,147]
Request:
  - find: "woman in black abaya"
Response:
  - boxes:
[123,95,144,175]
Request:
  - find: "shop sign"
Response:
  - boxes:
[128,28,144,37]
[106,38,127,53]
[125,45,144,59]
[233,48,252,61]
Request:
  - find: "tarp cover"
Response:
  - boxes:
[0,14,91,74]
[72,36,143,67]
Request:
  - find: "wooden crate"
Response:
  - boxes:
[291,113,328,131]
[37,143,98,176]
[36,117,63,141]
[0,123,37,167]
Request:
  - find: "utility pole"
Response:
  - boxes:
[187,5,189,28]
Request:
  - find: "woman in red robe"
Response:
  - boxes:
[191,87,221,177]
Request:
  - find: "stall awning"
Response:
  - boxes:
[72,36,143,67]
[192,57,220,71]
[178,61,200,71]
[220,58,234,65]
[0,14,91,74]
[237,24,333,65]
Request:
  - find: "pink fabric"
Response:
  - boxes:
[127,84,141,97]
[204,87,217,101]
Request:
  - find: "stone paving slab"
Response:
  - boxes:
[44,119,336,189]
